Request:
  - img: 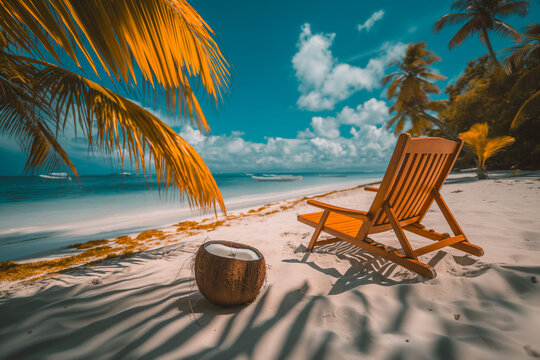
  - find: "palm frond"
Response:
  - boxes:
[493,20,522,42]
[451,0,472,11]
[381,73,401,86]
[512,65,540,93]
[511,89,540,128]
[503,43,536,73]
[449,19,479,49]
[483,136,515,166]
[459,122,489,160]
[434,13,471,33]
[459,122,514,168]
[495,1,529,16]
[386,79,400,99]
[0,0,230,129]
[423,73,447,81]
[0,50,78,175]
[34,64,225,213]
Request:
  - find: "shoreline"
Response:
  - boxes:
[0,174,383,263]
[0,179,382,286]
[1,169,536,286]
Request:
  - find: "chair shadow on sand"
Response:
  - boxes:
[283,240,487,294]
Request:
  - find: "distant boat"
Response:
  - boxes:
[39,172,72,181]
[245,173,254,176]
[251,175,303,181]
[319,174,347,177]
[120,171,131,176]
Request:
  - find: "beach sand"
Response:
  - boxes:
[1,173,539,359]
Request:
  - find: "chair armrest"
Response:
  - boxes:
[364,186,379,192]
[307,200,369,220]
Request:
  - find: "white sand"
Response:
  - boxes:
[1,173,539,359]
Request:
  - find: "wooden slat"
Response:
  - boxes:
[307,200,368,219]
[368,133,410,223]
[395,153,429,220]
[417,139,464,223]
[400,153,439,220]
[406,137,459,154]
[377,153,416,225]
[405,153,446,219]
[413,235,466,257]
[404,223,484,256]
[300,212,357,226]
[313,238,341,247]
[370,216,421,233]
[376,153,416,225]
[383,201,416,259]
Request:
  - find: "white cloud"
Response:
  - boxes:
[338,98,389,126]
[292,24,406,111]
[357,10,385,32]
[177,98,396,172]
[310,116,341,139]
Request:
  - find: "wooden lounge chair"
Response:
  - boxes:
[297,133,483,278]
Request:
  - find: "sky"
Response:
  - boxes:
[1,0,539,175]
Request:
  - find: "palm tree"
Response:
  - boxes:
[382,42,454,136]
[434,0,529,67]
[503,23,540,128]
[0,0,229,213]
[459,123,514,178]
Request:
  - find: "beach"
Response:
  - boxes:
[0,172,539,359]
[0,173,383,262]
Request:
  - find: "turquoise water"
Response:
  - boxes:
[0,172,383,261]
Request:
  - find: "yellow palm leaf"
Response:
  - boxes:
[0,0,230,129]
[483,136,515,167]
[459,123,514,168]
[31,61,225,213]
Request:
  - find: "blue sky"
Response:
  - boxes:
[1,0,538,175]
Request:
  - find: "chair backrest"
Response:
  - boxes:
[367,133,463,227]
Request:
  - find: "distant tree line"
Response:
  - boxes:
[383,0,539,178]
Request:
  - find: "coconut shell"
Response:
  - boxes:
[194,240,266,306]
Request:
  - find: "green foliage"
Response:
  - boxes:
[504,23,540,128]
[440,54,540,169]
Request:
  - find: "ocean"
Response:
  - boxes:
[0,172,383,262]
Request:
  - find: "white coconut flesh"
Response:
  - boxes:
[205,243,260,261]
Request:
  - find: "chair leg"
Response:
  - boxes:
[383,201,417,260]
[405,223,484,257]
[307,210,329,251]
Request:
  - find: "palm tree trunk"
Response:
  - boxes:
[481,28,501,67]
[477,166,487,179]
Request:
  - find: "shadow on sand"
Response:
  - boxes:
[283,242,430,294]
[1,239,538,359]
